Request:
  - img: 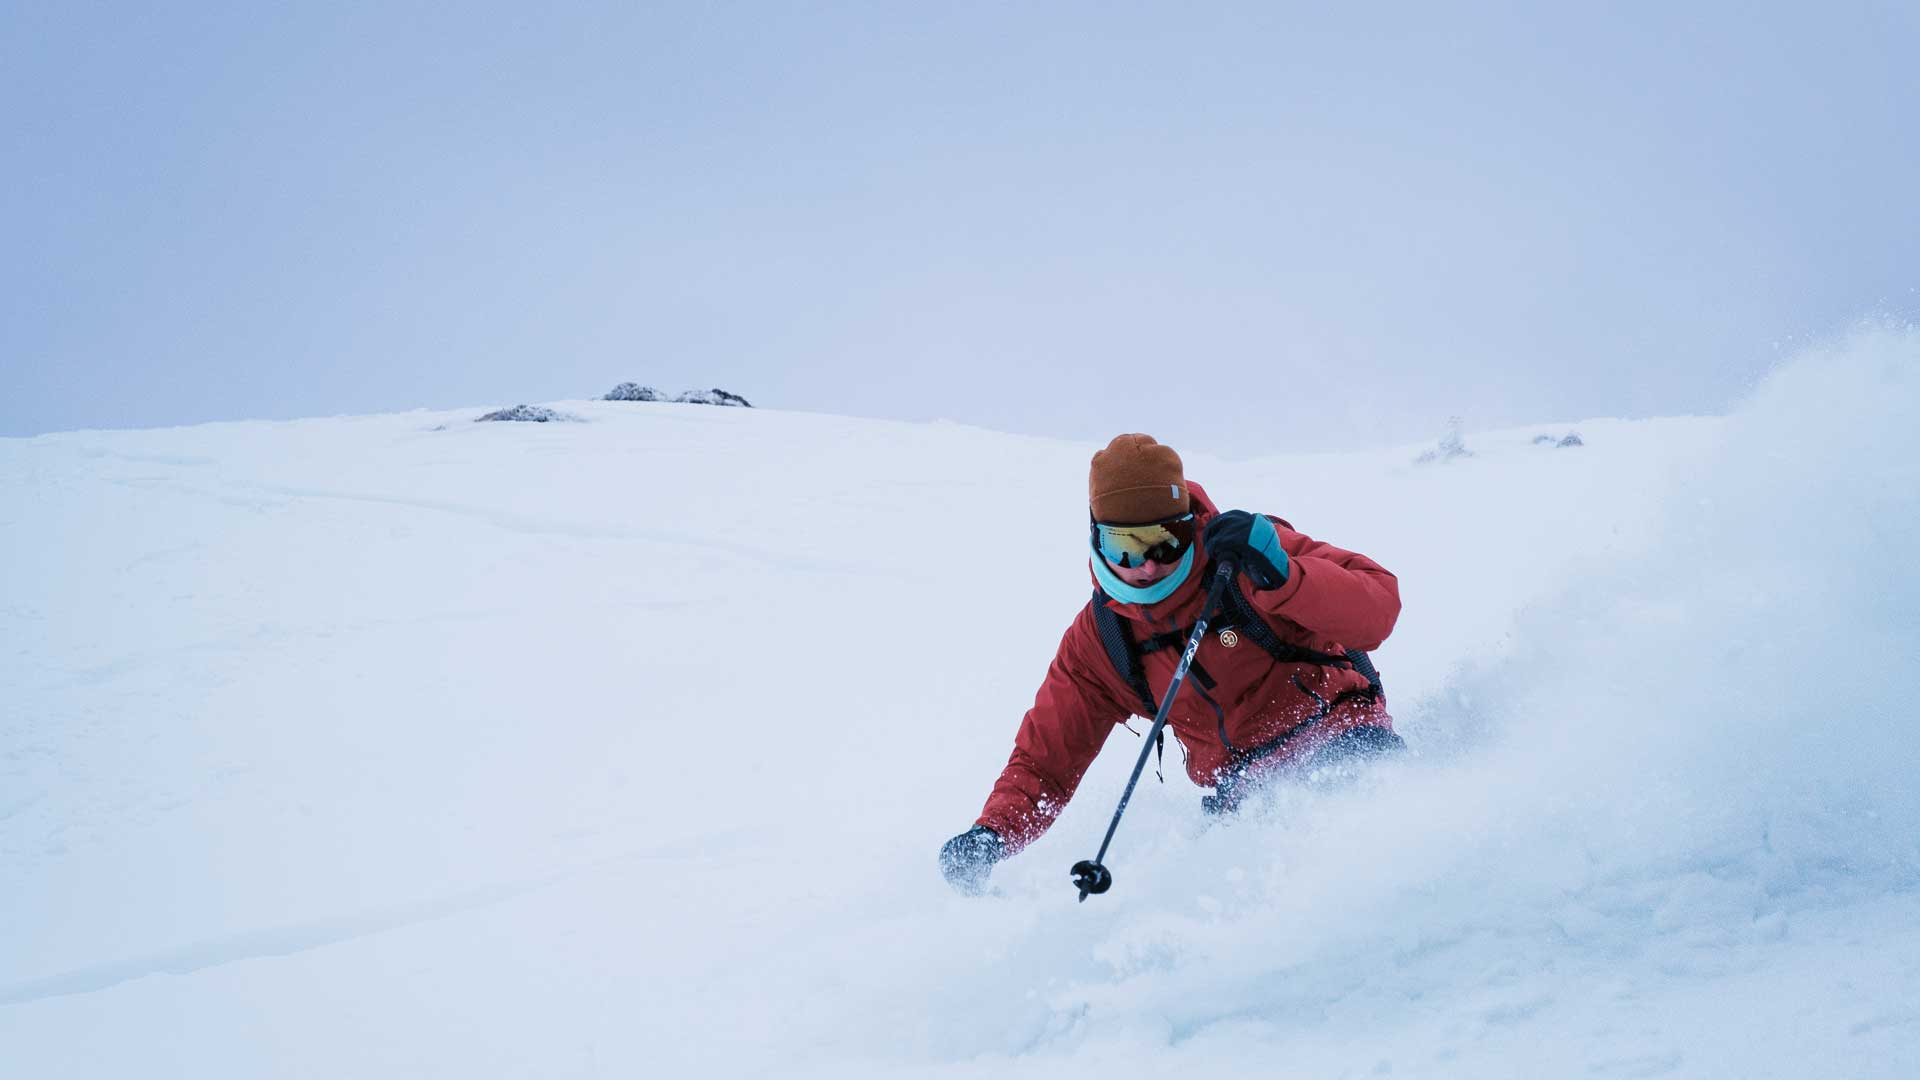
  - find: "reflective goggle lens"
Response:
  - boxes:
[1093,514,1197,568]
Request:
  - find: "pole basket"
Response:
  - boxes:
[1071,860,1113,901]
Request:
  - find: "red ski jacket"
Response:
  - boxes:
[976,482,1401,851]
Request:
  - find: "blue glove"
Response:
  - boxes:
[939,825,1004,895]
[1202,510,1290,590]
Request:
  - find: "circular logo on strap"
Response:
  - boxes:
[1219,629,1240,648]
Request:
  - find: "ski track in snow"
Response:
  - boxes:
[0,827,777,1008]
[0,879,546,1008]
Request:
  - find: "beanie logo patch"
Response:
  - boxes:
[1170,484,1180,500]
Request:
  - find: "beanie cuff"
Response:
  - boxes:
[1091,483,1188,524]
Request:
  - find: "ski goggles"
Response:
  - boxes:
[1092,513,1198,568]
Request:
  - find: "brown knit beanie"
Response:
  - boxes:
[1089,434,1187,524]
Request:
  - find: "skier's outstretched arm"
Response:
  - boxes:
[940,609,1130,893]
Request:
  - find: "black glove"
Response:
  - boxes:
[938,824,1005,895]
[1202,510,1291,590]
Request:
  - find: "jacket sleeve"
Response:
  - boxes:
[1246,520,1401,651]
[976,606,1132,853]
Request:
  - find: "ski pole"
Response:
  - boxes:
[1071,559,1237,902]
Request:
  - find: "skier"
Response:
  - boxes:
[940,434,1403,895]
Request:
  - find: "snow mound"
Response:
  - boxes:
[1414,416,1473,464]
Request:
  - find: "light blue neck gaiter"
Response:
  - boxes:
[1090,544,1195,605]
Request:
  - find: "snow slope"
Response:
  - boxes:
[2,327,1916,1077]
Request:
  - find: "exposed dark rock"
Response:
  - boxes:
[603,383,753,406]
[475,405,583,423]
[674,388,754,407]
[1532,431,1586,448]
[603,383,664,402]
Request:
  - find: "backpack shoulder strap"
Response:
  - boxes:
[1218,582,1348,667]
[1220,578,1388,700]
[1089,588,1158,717]
[1345,647,1385,700]
[1089,578,1387,721]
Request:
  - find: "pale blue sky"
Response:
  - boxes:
[5,2,1915,452]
